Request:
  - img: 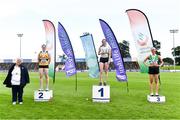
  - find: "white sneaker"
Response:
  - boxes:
[12,102,16,105]
[45,88,49,91]
[19,102,23,105]
[38,89,43,91]
[150,93,154,96]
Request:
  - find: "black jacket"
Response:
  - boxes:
[3,64,30,88]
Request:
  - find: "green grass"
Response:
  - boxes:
[0,72,180,119]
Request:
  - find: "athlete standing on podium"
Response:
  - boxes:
[98,39,111,86]
[38,44,51,91]
[144,47,163,96]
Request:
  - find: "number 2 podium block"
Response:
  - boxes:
[34,90,53,102]
[147,95,165,103]
[92,85,110,103]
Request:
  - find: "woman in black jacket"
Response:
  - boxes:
[3,58,30,105]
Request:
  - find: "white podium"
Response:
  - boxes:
[92,85,110,103]
[34,90,53,102]
[147,95,165,103]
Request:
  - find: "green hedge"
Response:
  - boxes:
[161,65,180,70]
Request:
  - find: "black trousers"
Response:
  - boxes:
[12,85,24,102]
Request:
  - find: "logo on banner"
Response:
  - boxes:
[137,33,148,46]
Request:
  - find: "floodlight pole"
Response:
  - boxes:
[169,29,178,72]
[17,33,23,58]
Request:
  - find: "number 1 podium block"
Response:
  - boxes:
[147,95,165,103]
[92,85,110,103]
[34,90,53,102]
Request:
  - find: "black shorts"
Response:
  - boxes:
[100,57,109,63]
[148,66,159,74]
[39,65,49,68]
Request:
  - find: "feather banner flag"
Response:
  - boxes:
[99,19,127,82]
[80,33,99,78]
[58,22,77,77]
[126,9,154,73]
[43,20,56,83]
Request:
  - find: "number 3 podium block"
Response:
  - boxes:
[147,95,165,103]
[92,85,110,103]
[34,90,53,102]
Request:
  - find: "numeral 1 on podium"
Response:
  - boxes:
[98,88,104,97]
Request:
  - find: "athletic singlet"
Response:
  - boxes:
[100,46,110,58]
[38,51,50,66]
[149,54,159,65]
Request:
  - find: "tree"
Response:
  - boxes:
[162,57,174,65]
[118,40,131,58]
[172,46,180,65]
[153,40,161,55]
[58,54,67,63]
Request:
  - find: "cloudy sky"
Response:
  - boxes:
[0,0,179,60]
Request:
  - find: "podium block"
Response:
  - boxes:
[147,95,165,103]
[92,85,110,103]
[34,90,53,102]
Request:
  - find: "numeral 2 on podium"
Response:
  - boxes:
[39,92,43,98]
